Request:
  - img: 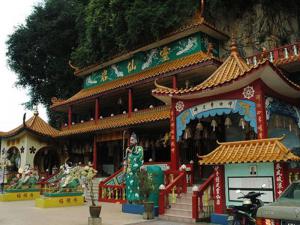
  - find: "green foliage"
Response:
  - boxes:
[137,169,155,202]
[71,0,198,67]
[6,0,87,125]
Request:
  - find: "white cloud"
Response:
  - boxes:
[0,0,48,132]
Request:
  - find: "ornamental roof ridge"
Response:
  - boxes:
[0,113,59,138]
[199,136,300,165]
[73,16,228,77]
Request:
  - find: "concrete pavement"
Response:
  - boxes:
[0,201,218,225]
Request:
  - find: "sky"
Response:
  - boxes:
[0,0,47,132]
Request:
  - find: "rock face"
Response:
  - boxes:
[205,2,300,58]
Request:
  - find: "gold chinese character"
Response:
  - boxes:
[101,69,108,82]
[160,46,170,62]
[127,59,136,73]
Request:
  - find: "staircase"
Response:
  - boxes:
[85,177,103,203]
[160,187,194,223]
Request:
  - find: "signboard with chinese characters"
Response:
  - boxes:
[83,32,219,89]
[214,165,225,213]
[274,162,288,198]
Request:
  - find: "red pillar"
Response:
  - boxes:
[128,88,132,117]
[159,189,166,215]
[192,190,199,220]
[170,104,179,170]
[93,136,97,171]
[95,98,99,123]
[68,105,72,128]
[254,84,268,139]
[172,75,177,90]
[213,165,225,214]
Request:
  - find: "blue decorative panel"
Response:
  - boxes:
[176,99,257,141]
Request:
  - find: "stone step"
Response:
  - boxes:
[175,197,192,204]
[166,208,192,217]
[170,202,192,210]
[160,214,194,223]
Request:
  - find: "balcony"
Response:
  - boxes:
[245,42,300,72]
[59,105,171,136]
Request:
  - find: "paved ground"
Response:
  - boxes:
[0,201,218,225]
[128,220,219,225]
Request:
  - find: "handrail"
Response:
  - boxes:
[159,170,187,215]
[100,168,124,185]
[192,173,215,221]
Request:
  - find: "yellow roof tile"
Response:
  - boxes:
[51,51,215,109]
[199,137,300,165]
[0,113,59,138]
[57,105,170,137]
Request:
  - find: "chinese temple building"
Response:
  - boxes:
[0,111,60,176]
[50,14,227,177]
[152,38,300,222]
[1,2,300,223]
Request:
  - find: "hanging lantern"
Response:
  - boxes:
[211,119,218,132]
[225,117,232,128]
[196,120,203,131]
[145,139,150,148]
[194,129,201,140]
[239,118,245,129]
[183,126,192,139]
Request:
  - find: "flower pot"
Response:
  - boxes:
[89,205,101,218]
[143,201,154,220]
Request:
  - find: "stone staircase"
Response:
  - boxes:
[160,187,194,223]
[85,177,104,203]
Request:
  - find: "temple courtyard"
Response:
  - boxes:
[0,201,217,225]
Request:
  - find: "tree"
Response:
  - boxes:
[6,0,88,126]
[71,0,198,67]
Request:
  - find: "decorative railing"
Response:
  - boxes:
[159,170,187,215]
[245,42,300,66]
[98,168,126,203]
[192,173,214,221]
[38,171,63,194]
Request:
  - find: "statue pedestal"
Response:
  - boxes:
[88,217,102,225]
[35,195,84,208]
[0,191,40,201]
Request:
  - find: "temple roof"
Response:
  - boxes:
[51,51,217,110]
[152,40,300,103]
[199,137,300,165]
[0,112,59,138]
[57,105,170,137]
[74,16,228,77]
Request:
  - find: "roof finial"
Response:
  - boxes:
[230,33,239,56]
[33,105,39,116]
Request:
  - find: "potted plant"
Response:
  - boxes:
[81,165,100,218]
[137,168,155,220]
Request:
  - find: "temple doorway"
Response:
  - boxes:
[33,147,60,175]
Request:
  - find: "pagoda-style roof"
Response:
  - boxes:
[199,137,300,165]
[51,51,218,110]
[57,105,170,137]
[153,40,300,104]
[74,16,228,78]
[0,112,59,138]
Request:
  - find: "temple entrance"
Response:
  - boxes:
[33,147,60,175]
[97,140,122,176]
[6,147,21,173]
[178,113,256,182]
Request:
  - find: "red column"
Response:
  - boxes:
[170,104,179,170]
[192,190,199,220]
[172,75,177,90]
[159,189,166,215]
[128,88,132,117]
[255,85,268,139]
[274,162,288,199]
[68,105,72,128]
[93,136,97,171]
[95,98,99,123]
[213,165,225,214]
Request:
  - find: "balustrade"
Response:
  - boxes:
[245,42,300,66]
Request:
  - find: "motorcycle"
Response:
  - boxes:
[227,186,265,225]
